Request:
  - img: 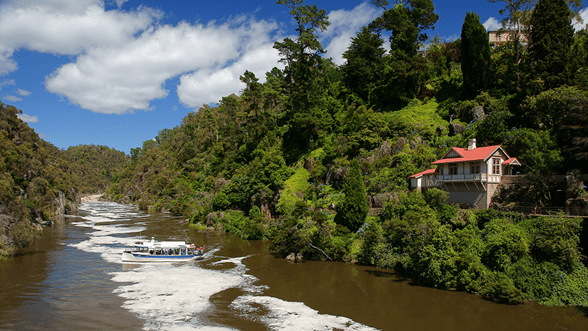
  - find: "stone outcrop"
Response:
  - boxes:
[565,169,584,199]
[214,178,230,194]
[449,122,465,136]
[205,211,225,227]
[566,198,588,216]
[471,106,485,121]
[286,252,303,261]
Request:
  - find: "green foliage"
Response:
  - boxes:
[461,12,491,97]
[529,0,575,91]
[336,159,368,232]
[336,105,387,157]
[276,166,310,215]
[481,272,526,304]
[522,215,583,270]
[503,128,563,175]
[370,0,439,57]
[481,219,529,272]
[240,206,269,240]
[212,190,231,211]
[542,264,588,306]
[342,26,386,104]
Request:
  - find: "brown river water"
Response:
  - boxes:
[1,201,587,330]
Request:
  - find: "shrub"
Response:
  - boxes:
[542,264,588,306]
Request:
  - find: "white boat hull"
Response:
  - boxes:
[122,251,203,263]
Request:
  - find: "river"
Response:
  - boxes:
[1,201,587,330]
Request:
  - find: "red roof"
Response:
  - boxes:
[431,145,506,165]
[410,168,437,178]
[503,157,520,166]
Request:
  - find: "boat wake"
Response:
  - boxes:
[71,202,378,330]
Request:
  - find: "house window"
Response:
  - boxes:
[449,163,458,175]
[470,163,480,174]
[493,158,501,175]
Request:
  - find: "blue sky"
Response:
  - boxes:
[1,0,586,154]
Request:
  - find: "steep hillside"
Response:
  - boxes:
[0,102,127,260]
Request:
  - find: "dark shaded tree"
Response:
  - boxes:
[342,26,386,104]
[461,12,491,97]
[274,0,332,161]
[370,0,439,57]
[336,159,368,232]
[529,0,574,90]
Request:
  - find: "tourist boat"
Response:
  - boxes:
[122,237,205,263]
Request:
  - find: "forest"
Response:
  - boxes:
[0,103,128,259]
[3,0,588,305]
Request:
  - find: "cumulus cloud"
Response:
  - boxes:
[17,88,31,96]
[320,2,382,65]
[3,95,21,102]
[17,113,39,123]
[177,43,283,108]
[46,16,281,114]
[0,0,160,56]
[0,0,286,114]
[483,17,502,31]
[574,8,588,31]
[0,0,386,114]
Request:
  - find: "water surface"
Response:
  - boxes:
[1,201,587,330]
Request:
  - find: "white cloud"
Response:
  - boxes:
[320,2,382,65]
[0,79,15,90]
[574,8,588,31]
[0,0,388,115]
[3,95,21,102]
[17,113,39,123]
[114,0,129,9]
[483,17,502,31]
[46,16,281,114]
[177,43,283,108]
[17,88,31,96]
[0,0,160,73]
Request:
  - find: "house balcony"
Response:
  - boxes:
[437,173,501,183]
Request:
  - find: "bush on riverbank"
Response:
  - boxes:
[213,186,588,306]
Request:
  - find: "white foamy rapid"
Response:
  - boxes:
[230,296,378,331]
[71,201,378,330]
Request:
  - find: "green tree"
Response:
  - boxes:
[336,159,368,232]
[571,29,588,91]
[487,0,534,89]
[342,26,386,104]
[274,0,332,160]
[529,0,575,90]
[461,12,491,97]
[370,0,439,57]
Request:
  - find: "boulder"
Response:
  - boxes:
[565,169,584,199]
[379,140,392,157]
[395,137,408,151]
[449,122,465,136]
[205,212,218,227]
[286,252,303,261]
[566,197,588,216]
[471,106,485,121]
[436,125,444,136]
[214,178,230,194]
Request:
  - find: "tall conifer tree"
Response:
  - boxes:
[461,12,491,97]
[338,159,368,232]
[529,0,574,90]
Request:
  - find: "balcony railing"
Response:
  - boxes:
[437,173,501,183]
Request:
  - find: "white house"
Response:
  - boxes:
[410,139,521,209]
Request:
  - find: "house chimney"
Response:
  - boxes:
[468,138,476,150]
